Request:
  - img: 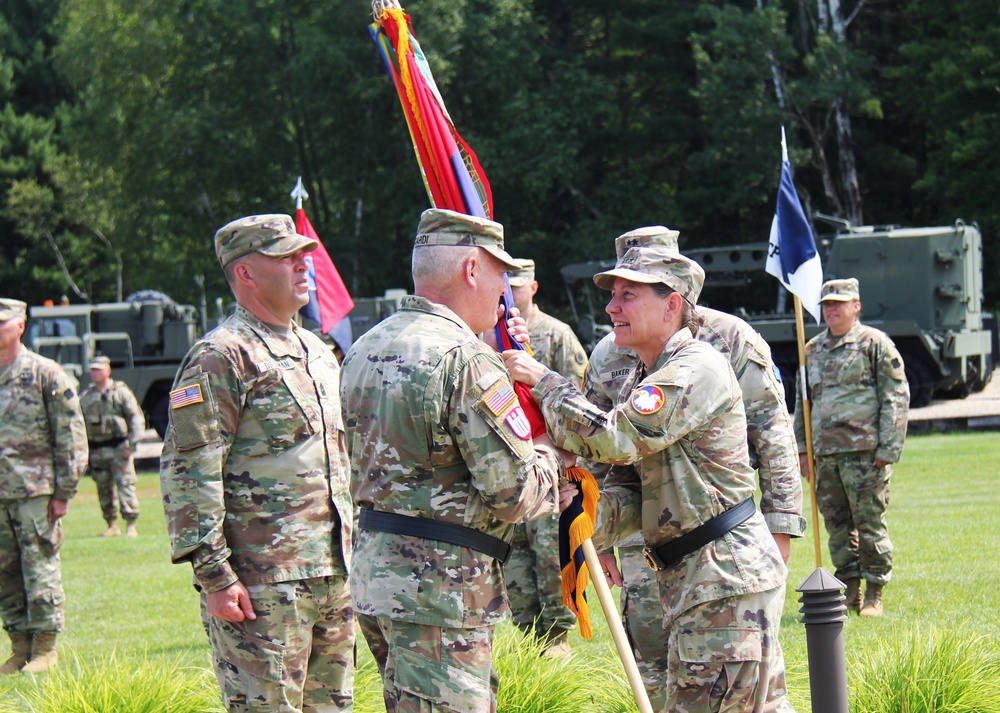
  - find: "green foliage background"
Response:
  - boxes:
[1,0,997,313]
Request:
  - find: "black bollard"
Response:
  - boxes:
[797,568,849,713]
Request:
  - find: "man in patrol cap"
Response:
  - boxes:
[159,214,354,711]
[341,208,573,712]
[0,297,87,674]
[80,355,145,537]
[581,226,804,709]
[504,239,794,712]
[503,257,588,657]
[795,277,909,617]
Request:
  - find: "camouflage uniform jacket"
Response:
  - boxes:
[534,329,786,620]
[0,347,87,500]
[159,306,352,594]
[528,309,588,385]
[340,295,563,628]
[583,310,806,546]
[80,379,145,451]
[794,322,909,463]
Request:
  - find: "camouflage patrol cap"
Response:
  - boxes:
[88,355,111,370]
[820,277,860,302]
[507,259,536,287]
[214,214,318,268]
[414,208,519,269]
[0,298,27,321]
[595,247,705,305]
[614,226,680,260]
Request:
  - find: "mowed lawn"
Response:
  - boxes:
[0,430,997,711]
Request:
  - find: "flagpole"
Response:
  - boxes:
[581,540,655,713]
[793,295,823,568]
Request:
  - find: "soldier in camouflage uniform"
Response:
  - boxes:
[505,245,794,713]
[341,209,572,713]
[503,258,588,657]
[80,355,145,537]
[159,215,354,712]
[794,277,909,617]
[0,297,88,675]
[583,226,804,709]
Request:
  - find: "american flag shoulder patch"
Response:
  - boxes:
[170,384,204,409]
[482,380,517,416]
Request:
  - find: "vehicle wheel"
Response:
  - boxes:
[903,356,934,408]
[150,394,171,439]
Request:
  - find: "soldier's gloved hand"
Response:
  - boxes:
[207,580,257,623]
[597,553,623,588]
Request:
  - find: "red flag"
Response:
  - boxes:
[296,207,354,334]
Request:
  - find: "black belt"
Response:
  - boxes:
[643,498,755,572]
[88,436,127,449]
[359,509,512,565]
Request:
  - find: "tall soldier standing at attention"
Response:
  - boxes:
[503,258,588,657]
[159,215,354,712]
[0,298,87,674]
[341,209,573,713]
[80,355,145,538]
[795,277,909,617]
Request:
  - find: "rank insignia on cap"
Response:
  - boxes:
[505,405,532,440]
[170,384,205,409]
[482,381,517,416]
[630,385,665,415]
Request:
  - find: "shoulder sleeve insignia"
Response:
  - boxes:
[504,405,532,440]
[772,364,783,383]
[630,385,665,415]
[169,384,205,409]
[482,380,517,416]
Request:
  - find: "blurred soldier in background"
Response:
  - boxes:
[796,277,909,617]
[80,355,145,537]
[504,257,588,657]
[0,298,87,674]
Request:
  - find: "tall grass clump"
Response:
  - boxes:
[0,650,224,713]
[848,627,1000,713]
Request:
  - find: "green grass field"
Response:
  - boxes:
[0,431,998,711]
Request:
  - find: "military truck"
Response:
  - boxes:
[560,219,998,408]
[27,295,200,438]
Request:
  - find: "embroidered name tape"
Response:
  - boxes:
[170,384,204,409]
[257,358,295,373]
[630,385,665,415]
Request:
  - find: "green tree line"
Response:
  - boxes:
[1,0,997,313]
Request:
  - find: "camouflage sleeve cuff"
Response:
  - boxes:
[194,561,239,594]
[52,489,75,501]
[763,512,807,538]
[874,447,900,464]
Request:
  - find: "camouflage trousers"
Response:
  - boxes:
[87,444,139,524]
[357,614,497,713]
[618,545,794,713]
[205,575,354,712]
[0,496,65,635]
[815,451,893,585]
[504,513,575,642]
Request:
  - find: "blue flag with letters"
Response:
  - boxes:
[765,129,824,323]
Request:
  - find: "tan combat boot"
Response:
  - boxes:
[842,578,862,614]
[0,634,32,674]
[125,521,138,538]
[859,583,884,617]
[539,632,572,659]
[102,520,121,537]
[21,633,57,673]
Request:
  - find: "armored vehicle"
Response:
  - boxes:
[561,219,997,408]
[27,295,200,438]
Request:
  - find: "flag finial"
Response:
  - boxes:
[290,176,309,210]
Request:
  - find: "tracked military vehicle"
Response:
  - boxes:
[27,295,199,438]
[561,219,997,408]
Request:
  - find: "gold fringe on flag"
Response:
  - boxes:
[560,466,600,639]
